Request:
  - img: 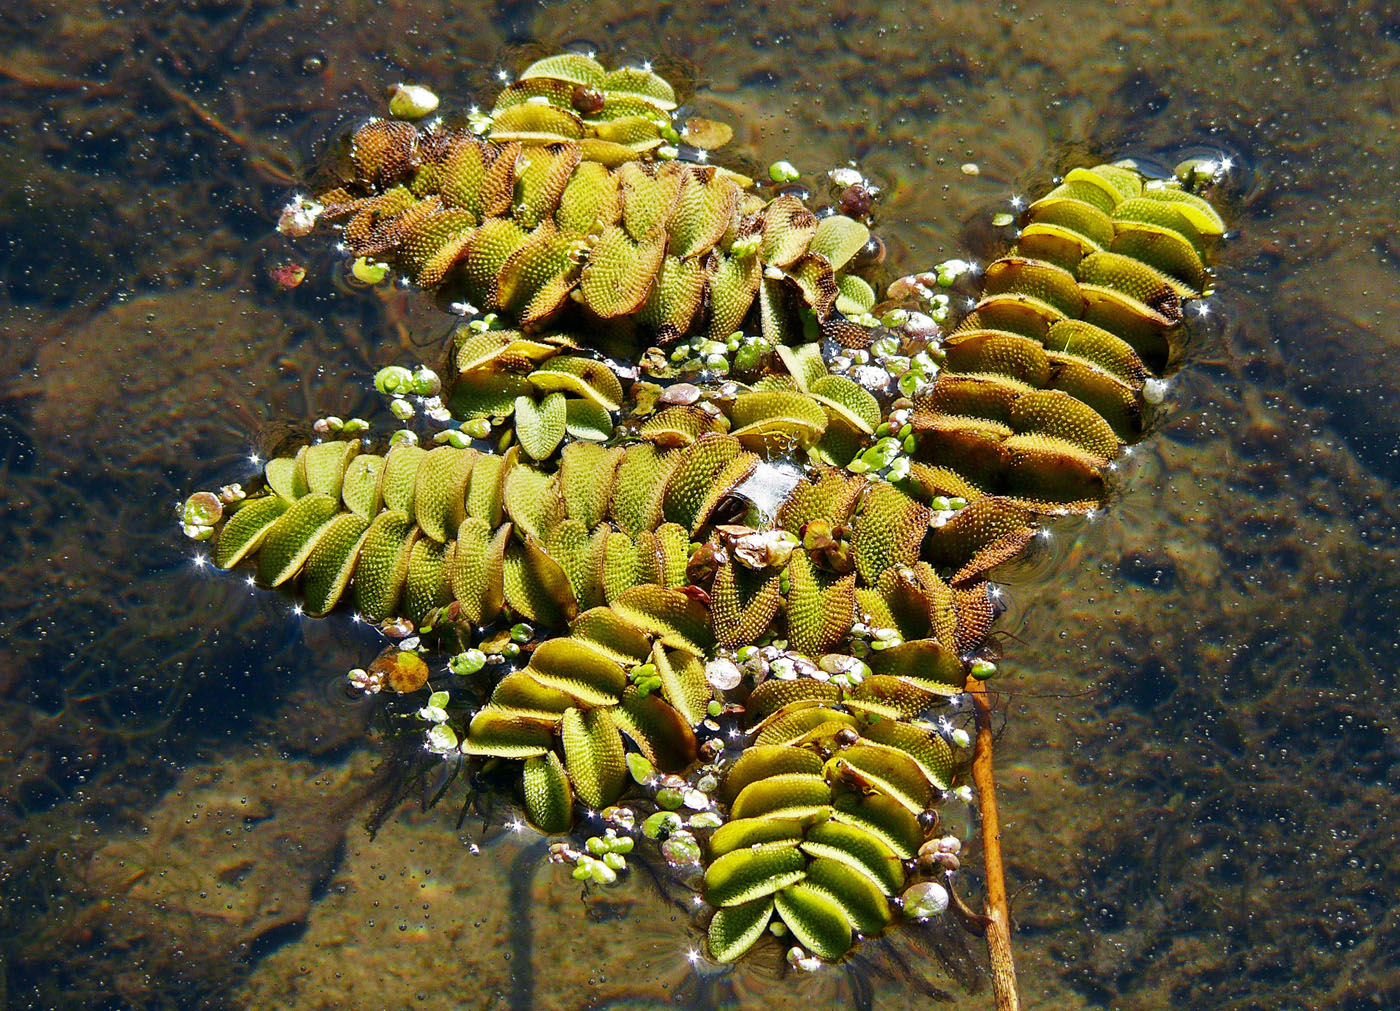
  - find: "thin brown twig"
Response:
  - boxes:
[0,61,118,94]
[969,677,1020,1011]
[151,73,297,185]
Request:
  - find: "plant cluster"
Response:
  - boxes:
[184,52,1223,968]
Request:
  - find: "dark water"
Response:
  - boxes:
[2,1,1398,1008]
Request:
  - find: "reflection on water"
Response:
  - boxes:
[2,0,1398,1008]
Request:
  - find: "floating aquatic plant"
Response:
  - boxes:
[189,52,1226,990]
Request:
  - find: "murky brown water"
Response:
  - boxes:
[2,1,1398,1008]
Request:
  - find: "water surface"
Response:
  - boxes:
[2,1,1397,1008]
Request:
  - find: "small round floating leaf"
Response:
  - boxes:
[369,648,430,694]
[523,752,574,834]
[708,896,775,963]
[514,393,568,460]
[213,495,289,570]
[561,706,628,810]
[774,883,854,962]
[901,880,950,919]
[704,844,807,907]
[679,116,734,150]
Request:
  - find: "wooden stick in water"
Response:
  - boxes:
[968,677,1020,1011]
